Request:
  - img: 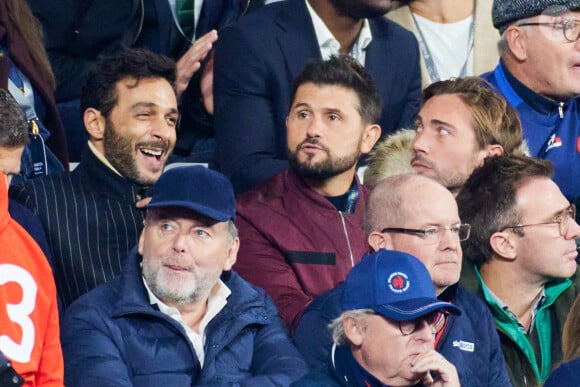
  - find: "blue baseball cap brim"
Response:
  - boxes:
[145,200,232,222]
[373,297,462,322]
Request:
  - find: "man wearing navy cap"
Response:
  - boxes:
[61,166,308,386]
[293,249,461,387]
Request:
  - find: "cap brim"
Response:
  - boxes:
[145,200,231,222]
[373,297,462,321]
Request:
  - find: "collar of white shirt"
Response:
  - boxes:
[304,0,372,65]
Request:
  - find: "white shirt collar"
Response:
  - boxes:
[304,0,372,65]
[144,275,231,366]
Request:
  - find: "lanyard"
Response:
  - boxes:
[344,183,359,214]
[411,6,476,83]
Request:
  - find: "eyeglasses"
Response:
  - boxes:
[381,224,471,244]
[517,19,580,42]
[397,311,447,336]
[502,204,576,237]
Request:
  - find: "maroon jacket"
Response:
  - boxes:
[235,170,368,333]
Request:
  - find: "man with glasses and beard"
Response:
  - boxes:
[457,155,580,386]
[10,48,178,308]
[234,56,381,334]
[213,0,421,193]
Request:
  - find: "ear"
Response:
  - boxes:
[84,108,106,142]
[505,26,528,62]
[360,124,381,154]
[477,144,504,166]
[222,237,239,271]
[137,228,146,256]
[343,316,365,346]
[489,231,517,260]
[368,231,393,252]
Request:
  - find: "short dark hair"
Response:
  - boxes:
[0,89,28,147]
[81,47,176,117]
[290,55,382,124]
[422,77,523,156]
[456,155,553,266]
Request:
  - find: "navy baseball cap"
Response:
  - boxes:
[342,249,461,321]
[145,166,236,222]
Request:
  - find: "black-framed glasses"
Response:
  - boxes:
[517,19,580,42]
[381,224,471,244]
[502,204,576,237]
[397,311,447,336]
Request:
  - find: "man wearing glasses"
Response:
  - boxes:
[293,249,461,387]
[481,0,580,212]
[457,154,580,386]
[294,173,512,386]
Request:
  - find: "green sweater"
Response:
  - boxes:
[460,263,580,386]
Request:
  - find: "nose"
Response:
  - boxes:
[151,115,177,142]
[171,232,188,253]
[305,115,324,138]
[412,130,430,155]
[565,218,580,239]
[413,318,436,343]
[439,227,460,251]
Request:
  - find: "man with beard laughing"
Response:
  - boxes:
[10,47,178,308]
[234,56,381,334]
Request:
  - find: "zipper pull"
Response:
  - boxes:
[30,119,39,137]
[558,102,564,119]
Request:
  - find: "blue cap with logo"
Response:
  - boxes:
[145,165,236,222]
[342,249,461,321]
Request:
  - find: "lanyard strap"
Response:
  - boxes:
[344,183,359,214]
[411,6,476,83]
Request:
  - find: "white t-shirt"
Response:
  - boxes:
[413,13,474,82]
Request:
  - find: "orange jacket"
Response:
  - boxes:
[0,176,63,386]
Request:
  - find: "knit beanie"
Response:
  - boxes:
[493,0,580,33]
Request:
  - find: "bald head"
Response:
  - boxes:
[365,174,456,235]
[366,174,463,294]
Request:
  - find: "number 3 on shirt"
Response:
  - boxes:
[0,264,37,363]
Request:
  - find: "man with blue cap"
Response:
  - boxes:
[60,166,308,386]
[293,249,461,387]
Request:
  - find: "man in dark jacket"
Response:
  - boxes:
[457,155,580,386]
[294,174,512,386]
[62,165,308,386]
[293,249,461,387]
[234,56,381,333]
[480,0,580,208]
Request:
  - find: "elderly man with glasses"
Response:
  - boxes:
[293,248,462,387]
[457,154,580,386]
[294,173,512,386]
[481,0,580,214]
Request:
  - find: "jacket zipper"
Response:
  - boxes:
[339,211,355,267]
[558,102,564,119]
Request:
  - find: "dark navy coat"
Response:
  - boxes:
[62,248,308,386]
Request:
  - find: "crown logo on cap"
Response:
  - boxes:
[387,272,410,294]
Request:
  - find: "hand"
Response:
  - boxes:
[175,30,218,97]
[411,350,460,387]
